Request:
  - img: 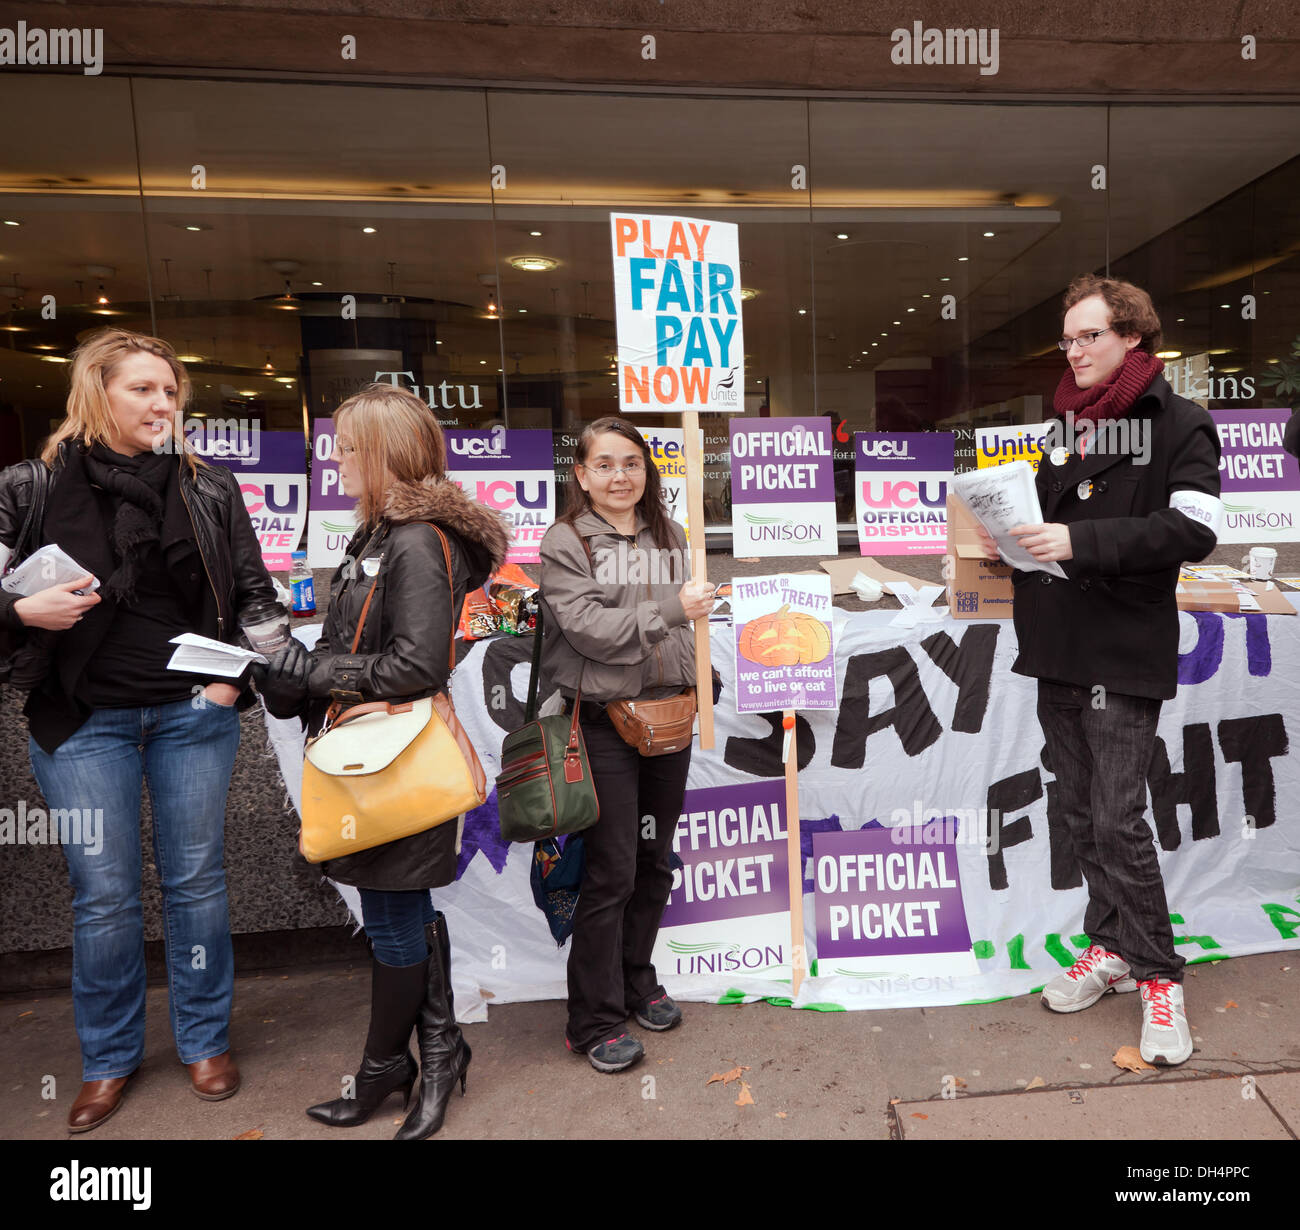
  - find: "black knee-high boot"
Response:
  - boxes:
[394,916,470,1140]
[306,955,424,1126]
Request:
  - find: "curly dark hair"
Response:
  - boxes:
[1063,275,1162,355]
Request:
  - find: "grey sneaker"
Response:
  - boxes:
[1040,945,1138,1013]
[581,1032,645,1073]
[1139,979,1193,1066]
[634,994,682,1032]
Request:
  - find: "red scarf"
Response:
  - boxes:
[1053,349,1164,423]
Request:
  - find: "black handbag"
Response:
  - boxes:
[496,603,600,843]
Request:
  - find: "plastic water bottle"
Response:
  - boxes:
[289,551,316,617]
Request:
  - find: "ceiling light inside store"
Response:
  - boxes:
[740,288,759,301]
[529,230,542,236]
[1219,367,1243,373]
[1209,348,1232,355]
[362,227,377,234]
[906,308,916,313]
[238,390,258,397]
[1219,304,1230,309]
[3,220,20,226]
[311,281,322,287]
[957,257,969,262]
[509,256,558,272]
[939,277,950,282]
[275,377,295,384]
[41,355,68,363]
[983,231,995,237]
[95,284,108,305]
[1156,350,1182,359]
[0,325,24,332]
[835,233,849,240]
[176,354,204,363]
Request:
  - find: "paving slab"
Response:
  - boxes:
[1255,1073,1300,1137]
[894,1075,1295,1140]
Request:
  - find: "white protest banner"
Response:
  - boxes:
[729,417,837,557]
[264,604,1300,1017]
[307,417,359,568]
[1212,409,1300,544]
[610,212,743,414]
[855,432,953,556]
[445,429,554,564]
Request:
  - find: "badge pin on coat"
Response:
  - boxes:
[1077,479,1093,501]
[1049,446,1069,466]
[361,555,382,577]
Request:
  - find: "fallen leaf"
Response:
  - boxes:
[775,1111,787,1118]
[952,1076,967,1088]
[888,1097,901,1105]
[1224,1000,1238,1009]
[1113,1045,1156,1073]
[18,1011,32,1018]
[910,1112,929,1119]
[735,1081,755,1107]
[1068,1036,1079,1043]
[707,1065,749,1085]
[1025,1076,1046,1090]
[232,1128,263,1140]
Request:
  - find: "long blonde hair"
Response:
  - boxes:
[41,328,195,468]
[333,383,447,526]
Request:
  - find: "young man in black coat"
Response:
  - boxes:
[979,275,1221,1066]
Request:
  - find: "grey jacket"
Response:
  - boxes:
[538,509,696,703]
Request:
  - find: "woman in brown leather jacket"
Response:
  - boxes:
[539,415,713,1073]
[255,383,508,1138]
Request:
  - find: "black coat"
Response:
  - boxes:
[1011,374,1221,701]
[0,443,278,750]
[300,477,509,892]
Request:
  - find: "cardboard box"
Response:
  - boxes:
[945,495,1014,619]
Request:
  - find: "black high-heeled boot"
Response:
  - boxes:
[393,917,468,1140]
[433,913,472,1084]
[306,955,425,1127]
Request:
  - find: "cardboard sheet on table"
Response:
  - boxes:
[819,555,936,596]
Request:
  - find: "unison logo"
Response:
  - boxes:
[890,21,1000,76]
[0,23,104,75]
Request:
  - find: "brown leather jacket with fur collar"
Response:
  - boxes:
[303,476,509,891]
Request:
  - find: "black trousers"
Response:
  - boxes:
[1037,679,1184,983]
[565,704,691,1051]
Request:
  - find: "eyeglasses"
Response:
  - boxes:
[1057,328,1111,352]
[581,461,645,478]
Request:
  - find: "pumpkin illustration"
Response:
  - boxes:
[738,604,831,666]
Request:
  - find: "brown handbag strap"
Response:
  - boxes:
[326,520,458,727]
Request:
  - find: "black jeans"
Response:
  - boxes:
[1036,680,1183,983]
[565,705,691,1051]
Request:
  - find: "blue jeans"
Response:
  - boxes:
[359,889,436,966]
[29,695,241,1080]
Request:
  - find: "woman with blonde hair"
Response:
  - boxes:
[252,382,508,1139]
[0,328,280,1131]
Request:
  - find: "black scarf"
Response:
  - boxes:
[45,442,198,607]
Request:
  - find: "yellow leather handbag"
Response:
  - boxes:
[299,523,487,863]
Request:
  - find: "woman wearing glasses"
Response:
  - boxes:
[538,416,714,1072]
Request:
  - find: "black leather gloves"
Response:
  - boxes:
[252,637,311,719]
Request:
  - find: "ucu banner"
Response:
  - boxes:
[444,429,555,564]
[855,432,954,557]
[206,430,307,571]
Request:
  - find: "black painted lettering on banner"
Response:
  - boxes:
[919,624,998,734]
[1218,714,1288,830]
[724,711,815,778]
[985,768,1040,890]
[1148,723,1219,848]
[479,636,541,733]
[831,648,942,768]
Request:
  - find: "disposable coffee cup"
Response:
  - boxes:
[241,605,291,655]
[1243,547,1277,580]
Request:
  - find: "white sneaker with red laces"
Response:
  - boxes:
[1040,944,1138,1013]
[1139,979,1192,1066]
